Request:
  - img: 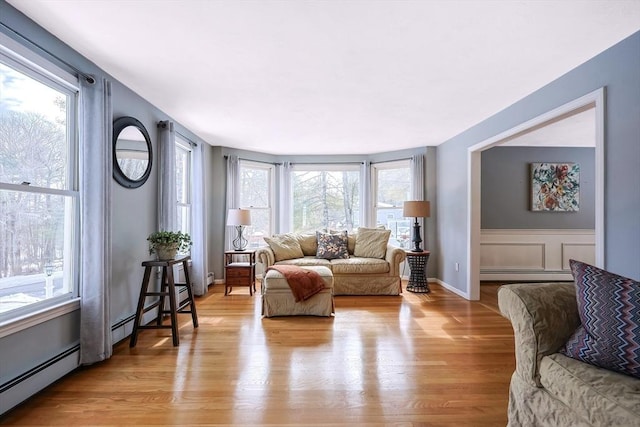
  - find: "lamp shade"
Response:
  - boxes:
[403,201,431,218]
[226,208,251,226]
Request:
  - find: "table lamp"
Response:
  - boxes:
[403,201,431,252]
[227,208,251,251]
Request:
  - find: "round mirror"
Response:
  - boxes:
[113,117,152,188]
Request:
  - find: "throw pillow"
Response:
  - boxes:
[264,234,304,262]
[296,233,318,256]
[315,231,349,260]
[560,259,640,378]
[353,227,391,259]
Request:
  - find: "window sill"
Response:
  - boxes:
[0,298,81,338]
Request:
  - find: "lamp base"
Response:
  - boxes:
[411,218,423,252]
[232,226,248,251]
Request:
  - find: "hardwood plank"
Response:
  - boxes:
[1,282,515,426]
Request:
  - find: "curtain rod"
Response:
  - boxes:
[290,161,365,165]
[0,22,95,84]
[370,157,412,165]
[175,130,198,147]
[224,156,280,166]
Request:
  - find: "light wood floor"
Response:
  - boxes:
[1,282,515,426]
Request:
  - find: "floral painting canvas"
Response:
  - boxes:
[531,162,580,211]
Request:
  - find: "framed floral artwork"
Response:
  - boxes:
[531,162,580,211]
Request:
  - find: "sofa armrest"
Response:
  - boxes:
[498,283,580,387]
[385,245,406,276]
[256,246,275,268]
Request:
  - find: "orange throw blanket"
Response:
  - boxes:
[267,265,326,302]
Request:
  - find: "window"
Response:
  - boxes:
[239,161,274,248]
[0,46,79,317]
[291,164,360,234]
[175,135,192,237]
[372,160,411,248]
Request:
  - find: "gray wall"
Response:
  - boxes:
[481,146,595,229]
[438,31,640,294]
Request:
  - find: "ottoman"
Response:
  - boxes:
[262,266,334,317]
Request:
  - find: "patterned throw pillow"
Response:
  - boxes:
[315,231,349,260]
[561,259,640,378]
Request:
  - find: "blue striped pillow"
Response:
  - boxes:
[561,260,640,378]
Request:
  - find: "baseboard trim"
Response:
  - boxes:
[0,345,79,415]
[432,278,472,300]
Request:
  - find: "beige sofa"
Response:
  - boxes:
[256,232,406,295]
[498,283,640,427]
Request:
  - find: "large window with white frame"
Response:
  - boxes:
[0,45,79,317]
[239,161,274,248]
[291,164,360,234]
[372,160,411,248]
[175,135,192,237]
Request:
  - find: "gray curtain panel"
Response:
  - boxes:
[158,120,177,232]
[79,77,113,365]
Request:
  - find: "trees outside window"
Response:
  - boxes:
[0,53,78,316]
[239,161,273,248]
[175,136,192,237]
[292,165,360,234]
[373,161,411,248]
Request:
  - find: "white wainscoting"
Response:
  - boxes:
[480,229,595,281]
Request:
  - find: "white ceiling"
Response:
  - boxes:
[7,0,640,155]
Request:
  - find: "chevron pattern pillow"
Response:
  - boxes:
[561,260,640,378]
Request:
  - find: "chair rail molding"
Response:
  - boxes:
[480,229,595,281]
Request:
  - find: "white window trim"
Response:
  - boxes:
[0,298,80,338]
[368,159,411,226]
[0,35,80,323]
[0,32,78,90]
[239,160,275,239]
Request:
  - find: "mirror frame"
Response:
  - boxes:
[113,116,153,189]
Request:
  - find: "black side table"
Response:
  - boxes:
[405,250,431,293]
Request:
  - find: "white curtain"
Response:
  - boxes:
[225,155,240,249]
[361,161,372,227]
[79,76,112,365]
[411,154,425,200]
[410,154,426,246]
[277,161,292,233]
[158,121,177,231]
[191,142,208,295]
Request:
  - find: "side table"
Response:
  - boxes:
[129,256,198,347]
[405,250,431,293]
[224,250,256,295]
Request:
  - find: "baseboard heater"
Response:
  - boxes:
[0,344,79,415]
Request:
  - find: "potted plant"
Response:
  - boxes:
[147,230,192,260]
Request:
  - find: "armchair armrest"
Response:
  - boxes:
[256,246,275,268]
[498,283,580,387]
[385,245,407,276]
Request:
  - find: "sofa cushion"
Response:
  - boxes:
[264,234,304,261]
[316,231,349,260]
[330,257,389,275]
[539,353,640,426]
[561,260,640,378]
[275,256,331,268]
[353,227,391,259]
[296,233,318,256]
